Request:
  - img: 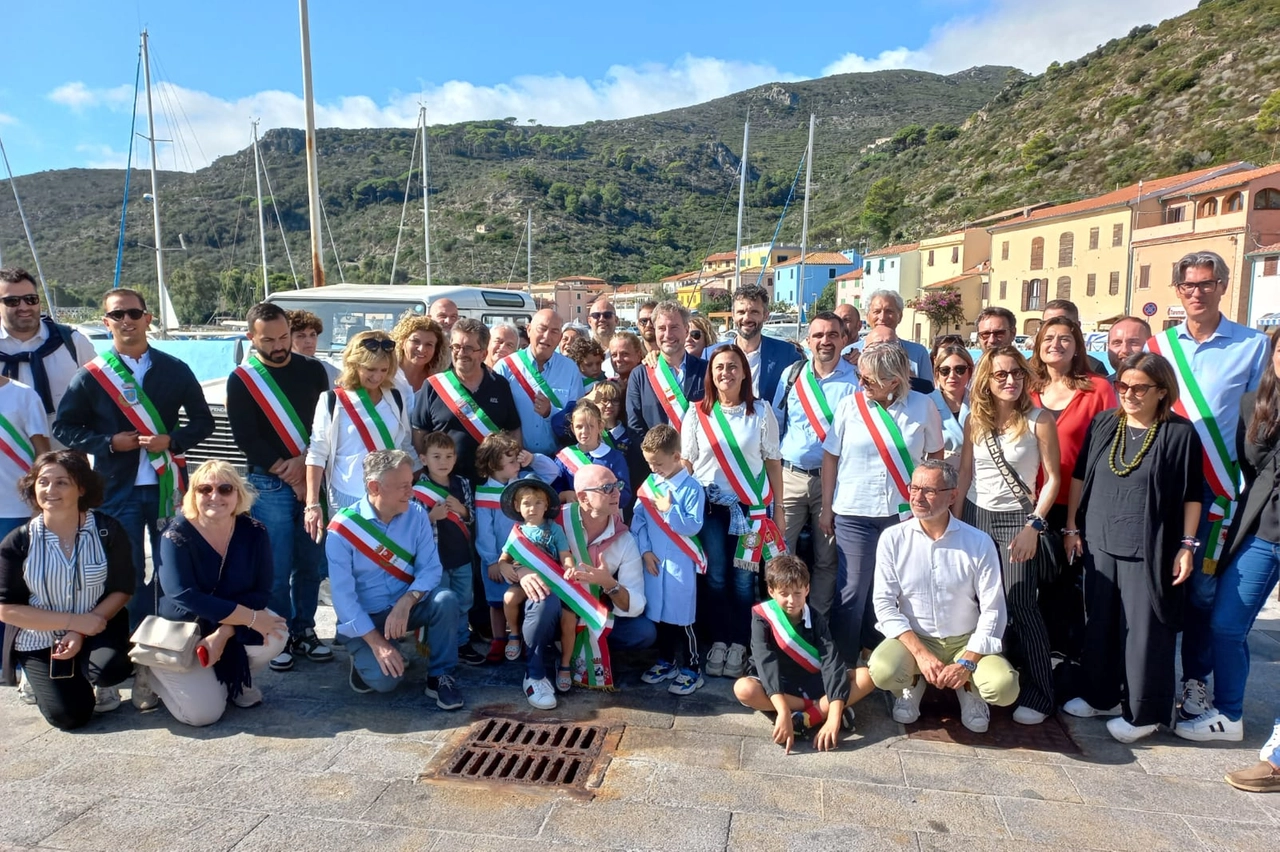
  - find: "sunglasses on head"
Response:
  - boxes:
[195,483,236,496]
[2,294,40,307]
[937,364,970,378]
[105,308,147,321]
[359,337,396,352]
[590,311,615,320]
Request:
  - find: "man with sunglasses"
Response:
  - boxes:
[495,309,584,456]
[0,268,97,442]
[53,288,214,628]
[1142,250,1269,727]
[588,297,618,378]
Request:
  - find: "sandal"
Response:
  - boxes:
[556,665,573,694]
[504,633,522,661]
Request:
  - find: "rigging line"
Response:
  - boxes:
[319,199,346,283]
[149,46,212,170]
[691,145,741,287]
[113,48,143,290]
[259,147,300,288]
[225,152,252,274]
[389,122,422,286]
[0,134,55,311]
[754,151,805,290]
[506,223,526,286]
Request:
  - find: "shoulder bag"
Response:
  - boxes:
[129,528,226,673]
[983,427,1064,581]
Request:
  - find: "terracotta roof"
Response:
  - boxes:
[865,241,919,257]
[775,251,857,267]
[704,251,737,262]
[924,271,982,290]
[989,162,1250,230]
[1131,226,1246,247]
[556,276,607,285]
[833,269,864,282]
[1248,242,1280,256]
[1160,162,1280,198]
[662,270,701,283]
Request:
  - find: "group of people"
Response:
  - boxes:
[0,252,1277,794]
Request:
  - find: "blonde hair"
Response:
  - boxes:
[182,461,256,519]
[968,346,1034,441]
[337,330,399,391]
[689,315,718,345]
[391,313,447,374]
[859,343,912,402]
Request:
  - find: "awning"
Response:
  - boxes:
[1258,313,1280,327]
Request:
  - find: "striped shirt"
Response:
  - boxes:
[10,513,111,652]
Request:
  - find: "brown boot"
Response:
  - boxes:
[1224,761,1280,793]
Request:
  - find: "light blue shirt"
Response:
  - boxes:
[929,388,971,464]
[326,498,443,639]
[1146,315,1268,466]
[495,349,584,456]
[774,358,861,470]
[851,338,934,382]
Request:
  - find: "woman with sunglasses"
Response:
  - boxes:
[686,316,718,360]
[1063,353,1201,742]
[305,332,416,528]
[957,346,1061,725]
[929,343,973,467]
[0,450,133,729]
[390,315,447,409]
[144,461,289,726]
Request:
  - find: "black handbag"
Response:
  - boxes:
[983,430,1064,580]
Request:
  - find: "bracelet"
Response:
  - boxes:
[305,503,322,511]
[1180,537,1201,551]
[955,658,977,673]
[1062,529,1080,537]
[248,610,258,630]
[604,584,623,596]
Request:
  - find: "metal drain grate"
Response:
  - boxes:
[439,717,612,789]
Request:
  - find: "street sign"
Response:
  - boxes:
[1142,302,1158,317]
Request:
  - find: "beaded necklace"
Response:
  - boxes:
[1108,412,1159,477]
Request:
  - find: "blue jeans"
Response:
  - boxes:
[443,562,475,647]
[1209,535,1280,720]
[832,513,900,665]
[344,589,459,691]
[700,504,757,647]
[98,484,163,630]
[1182,485,1224,683]
[522,594,656,680]
[248,473,326,636]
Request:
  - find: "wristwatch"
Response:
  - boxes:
[406,590,424,602]
[604,583,623,597]
[955,658,977,673]
[1025,514,1047,533]
[1180,537,1202,552]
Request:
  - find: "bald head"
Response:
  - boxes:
[574,463,620,520]
[430,299,459,335]
[529,309,564,363]
[588,297,617,343]
[864,325,899,347]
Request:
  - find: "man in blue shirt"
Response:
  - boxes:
[326,449,464,711]
[851,290,933,382]
[772,312,860,620]
[731,284,802,404]
[495,309,585,456]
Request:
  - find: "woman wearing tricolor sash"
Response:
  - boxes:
[681,345,783,681]
[819,344,943,673]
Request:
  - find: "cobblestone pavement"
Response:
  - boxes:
[2,598,1277,852]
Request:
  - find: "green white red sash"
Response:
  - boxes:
[603,428,621,450]
[856,392,914,521]
[427,371,499,442]
[85,351,184,516]
[646,357,690,424]
[412,478,471,541]
[1147,328,1237,568]
[336,387,395,452]
[327,508,415,583]
[233,355,309,457]
[794,362,835,443]
[475,482,503,511]
[556,446,592,477]
[695,403,784,569]
[583,375,601,390]
[0,412,35,474]
[503,349,563,409]
[504,522,613,688]
[753,600,820,673]
[637,475,706,573]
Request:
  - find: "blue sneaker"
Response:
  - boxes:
[667,668,704,696]
[641,661,679,684]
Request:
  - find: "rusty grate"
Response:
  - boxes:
[438,717,612,789]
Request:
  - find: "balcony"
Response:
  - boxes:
[1135,210,1248,243]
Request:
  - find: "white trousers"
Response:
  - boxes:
[150,630,288,727]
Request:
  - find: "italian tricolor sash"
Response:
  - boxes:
[427,371,499,442]
[85,351,185,516]
[557,446,593,478]
[637,475,706,573]
[1148,328,1237,569]
[412,478,471,541]
[646,357,690,425]
[503,349,563,409]
[504,522,613,688]
[794,363,835,443]
[0,412,35,474]
[695,403,785,569]
[475,482,503,510]
[233,355,309,456]
[856,392,914,521]
[753,600,820,673]
[336,387,395,452]
[327,508,415,583]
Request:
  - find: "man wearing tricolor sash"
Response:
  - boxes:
[54,288,213,628]
[626,301,706,436]
[495,309,584,457]
[0,377,49,539]
[1144,251,1268,721]
[326,449,464,710]
[772,311,859,620]
[228,303,335,672]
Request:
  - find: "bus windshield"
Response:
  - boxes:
[268,298,425,353]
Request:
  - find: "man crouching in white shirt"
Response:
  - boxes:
[868,459,1019,733]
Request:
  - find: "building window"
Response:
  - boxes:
[1056,276,1072,299]
[1086,273,1097,296]
[1058,232,1074,267]
[981,279,990,301]
[878,259,885,273]
[1112,223,1124,246]
[890,260,895,269]
[777,255,788,263]
[1255,188,1280,210]
[1264,256,1279,277]
[1001,241,1010,261]
[866,261,872,274]
[1088,227,1099,250]
[1110,270,1122,295]
[1199,198,1218,217]
[951,246,959,264]
[828,268,836,279]
[1226,192,1244,212]
[999,280,1007,300]
[1030,237,1044,270]
[1166,205,1186,224]
[1023,279,1045,312]
[928,250,935,266]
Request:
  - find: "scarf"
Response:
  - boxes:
[0,318,68,413]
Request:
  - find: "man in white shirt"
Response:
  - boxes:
[868,460,1019,733]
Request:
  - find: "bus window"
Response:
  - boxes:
[483,314,532,329]
[269,299,425,352]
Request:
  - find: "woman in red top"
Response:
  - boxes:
[1029,316,1117,667]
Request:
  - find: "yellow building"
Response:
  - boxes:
[738,243,801,272]
[913,229,990,343]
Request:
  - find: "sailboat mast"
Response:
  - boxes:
[0,133,56,310]
[140,30,170,333]
[733,111,750,292]
[526,209,533,289]
[418,107,431,286]
[253,121,270,298]
[797,113,814,338]
[299,0,325,287]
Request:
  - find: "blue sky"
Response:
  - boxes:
[1,0,1194,176]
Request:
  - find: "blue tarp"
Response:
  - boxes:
[91,338,244,385]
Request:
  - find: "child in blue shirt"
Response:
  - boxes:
[552,400,631,510]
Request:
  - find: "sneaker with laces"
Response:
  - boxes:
[130,665,160,712]
[1174,710,1243,742]
[1062,697,1121,718]
[93,686,121,714]
[641,661,679,684]
[293,629,334,663]
[457,643,487,667]
[1225,761,1280,793]
[667,669,704,696]
[705,642,728,677]
[723,643,748,678]
[892,681,927,724]
[840,706,857,733]
[349,660,374,695]
[523,676,557,710]
[955,686,990,733]
[1106,716,1157,743]
[269,643,295,672]
[16,670,37,705]
[425,674,464,711]
[1178,678,1211,719]
[786,710,812,745]
[1259,720,1280,763]
[231,685,264,709]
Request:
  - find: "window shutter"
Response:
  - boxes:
[1001,241,1010,261]
[1058,233,1074,267]
[1264,256,1279,277]
[1112,224,1124,247]
[1138,265,1150,290]
[1110,271,1121,295]
[1056,276,1071,299]
[1021,281,1030,312]
[1030,238,1044,270]
[1086,273,1096,296]
[1088,228,1099,250]
[1000,280,1008,300]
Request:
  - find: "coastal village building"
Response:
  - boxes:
[1249,242,1280,328]
[834,268,864,309]
[530,276,608,324]
[916,229,990,344]
[861,242,922,338]
[772,251,860,312]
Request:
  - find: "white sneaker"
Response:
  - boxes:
[1259,720,1280,763]
[231,686,264,709]
[1178,678,1212,719]
[723,643,748,678]
[130,665,160,712]
[1062,697,1121,718]
[1013,706,1049,725]
[1107,716,1157,743]
[892,681,927,724]
[955,686,990,733]
[93,686,121,713]
[705,642,728,678]
[1174,710,1243,742]
[16,670,37,705]
[523,677,557,710]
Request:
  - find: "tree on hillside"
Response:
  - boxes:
[814,281,837,313]
[862,178,903,241]
[1258,89,1280,134]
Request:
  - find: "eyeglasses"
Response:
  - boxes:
[937,364,970,378]
[105,308,147,322]
[977,330,1009,340]
[1115,381,1156,397]
[582,481,626,494]
[688,330,703,341]
[358,337,396,353]
[1,294,39,307]
[590,311,615,321]
[1175,280,1221,295]
[991,369,1027,383]
[195,483,236,496]
[450,344,483,355]
[637,316,653,326]
[907,485,954,498]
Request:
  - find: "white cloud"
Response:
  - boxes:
[0,112,15,126]
[824,48,923,75]
[75,143,130,169]
[49,81,133,111]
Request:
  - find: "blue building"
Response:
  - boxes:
[772,251,862,310]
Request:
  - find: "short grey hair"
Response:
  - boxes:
[491,321,520,340]
[364,449,413,485]
[867,289,905,313]
[1174,251,1230,288]
[651,300,691,326]
[859,343,913,398]
[914,458,958,490]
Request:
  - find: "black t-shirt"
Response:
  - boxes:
[226,354,330,471]
[1083,430,1152,559]
[412,367,520,481]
